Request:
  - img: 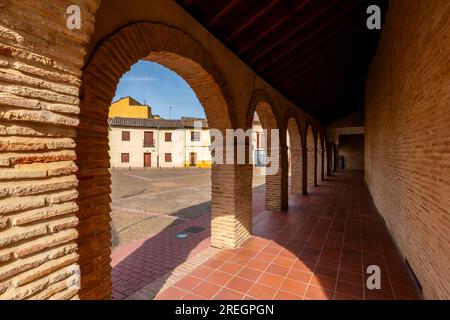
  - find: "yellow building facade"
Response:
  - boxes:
[108,96,152,118]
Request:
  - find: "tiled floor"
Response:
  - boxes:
[111,187,266,300]
[155,171,421,300]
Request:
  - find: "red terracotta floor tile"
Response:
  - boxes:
[219,262,243,275]
[214,288,243,300]
[247,283,278,300]
[305,285,334,300]
[314,265,339,278]
[272,256,295,268]
[266,263,290,277]
[191,281,222,299]
[287,269,312,284]
[190,266,214,279]
[334,292,359,300]
[237,267,263,282]
[182,292,206,300]
[335,281,363,299]
[174,275,202,291]
[204,258,225,269]
[280,278,308,296]
[257,273,285,289]
[207,270,234,286]
[247,258,271,271]
[310,274,337,291]
[274,290,303,300]
[227,276,254,294]
[338,270,363,285]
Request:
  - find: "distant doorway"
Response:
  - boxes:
[144,153,152,167]
[190,152,197,166]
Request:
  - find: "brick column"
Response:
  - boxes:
[317,148,323,183]
[210,164,252,249]
[307,146,317,192]
[265,144,288,211]
[290,148,303,194]
[302,147,308,195]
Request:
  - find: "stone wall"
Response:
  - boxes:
[365,0,450,299]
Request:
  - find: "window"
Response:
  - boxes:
[122,131,130,141]
[165,132,172,142]
[121,153,129,163]
[191,131,200,141]
[144,131,154,147]
[256,133,260,149]
[165,153,172,162]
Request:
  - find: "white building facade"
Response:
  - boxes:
[108,116,265,169]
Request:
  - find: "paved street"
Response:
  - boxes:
[110,168,265,248]
[109,168,266,299]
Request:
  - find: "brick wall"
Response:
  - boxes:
[365,0,450,299]
[0,0,101,299]
[339,134,364,170]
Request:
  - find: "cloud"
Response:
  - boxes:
[121,76,158,82]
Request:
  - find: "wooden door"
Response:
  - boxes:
[144,153,151,167]
[190,152,196,166]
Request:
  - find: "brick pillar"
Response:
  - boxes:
[317,148,323,183]
[211,164,252,249]
[302,147,308,195]
[307,146,316,192]
[290,149,303,194]
[76,100,113,300]
[265,144,288,211]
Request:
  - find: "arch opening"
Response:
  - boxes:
[247,93,287,212]
[76,22,241,300]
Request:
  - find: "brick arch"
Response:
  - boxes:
[305,123,317,192]
[284,110,303,195]
[246,90,288,211]
[76,22,239,299]
[81,22,235,131]
[245,90,282,131]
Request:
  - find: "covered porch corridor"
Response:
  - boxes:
[155,171,420,300]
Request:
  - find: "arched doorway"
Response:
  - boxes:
[76,22,248,299]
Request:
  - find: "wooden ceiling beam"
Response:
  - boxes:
[224,0,281,43]
[271,46,366,89]
[236,0,312,54]
[249,2,360,64]
[257,16,357,75]
[207,0,241,27]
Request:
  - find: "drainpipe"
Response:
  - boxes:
[157,125,160,168]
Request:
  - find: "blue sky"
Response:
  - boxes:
[113,60,205,119]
